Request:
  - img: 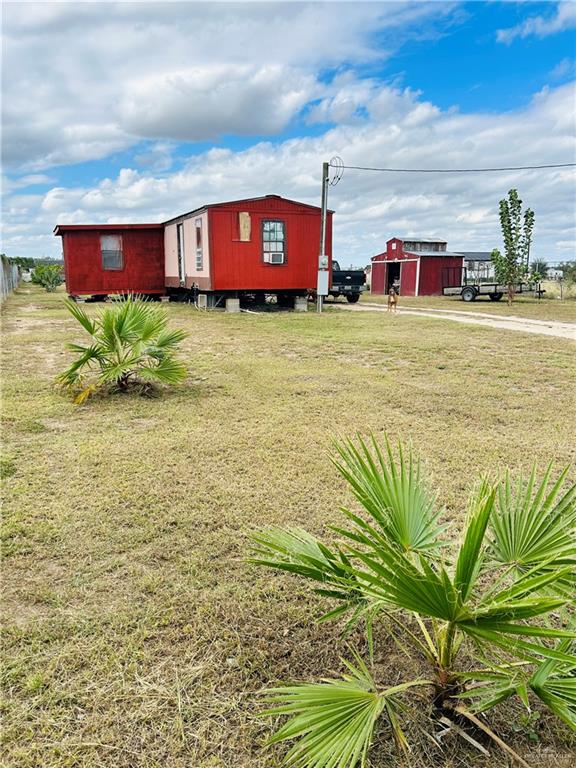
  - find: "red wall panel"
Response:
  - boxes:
[418,256,464,295]
[400,260,417,296]
[209,199,332,291]
[61,229,165,296]
[370,260,386,294]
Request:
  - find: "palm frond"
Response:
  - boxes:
[461,678,522,713]
[332,435,446,554]
[64,300,96,334]
[139,308,169,343]
[490,464,576,570]
[137,356,187,385]
[459,625,576,664]
[349,546,463,621]
[454,481,495,601]
[259,514,462,621]
[251,528,368,614]
[530,640,576,730]
[74,384,97,405]
[487,563,575,604]
[154,328,189,348]
[58,344,105,387]
[97,358,141,384]
[263,656,430,768]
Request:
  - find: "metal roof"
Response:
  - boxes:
[404,250,463,257]
[395,237,448,244]
[163,194,329,225]
[371,250,463,260]
[457,251,493,261]
[53,223,162,234]
[54,195,330,235]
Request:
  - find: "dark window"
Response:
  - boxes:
[101,235,123,270]
[262,220,285,264]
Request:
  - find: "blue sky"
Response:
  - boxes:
[2,1,575,264]
[385,2,575,111]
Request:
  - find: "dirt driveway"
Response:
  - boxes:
[338,302,576,340]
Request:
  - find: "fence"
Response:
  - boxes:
[1,255,20,303]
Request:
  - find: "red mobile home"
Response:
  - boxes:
[370,238,464,297]
[54,195,332,304]
[53,224,164,299]
[164,195,332,299]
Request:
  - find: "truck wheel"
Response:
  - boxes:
[489,292,503,302]
[461,287,477,302]
[346,294,360,303]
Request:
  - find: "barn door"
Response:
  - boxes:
[177,223,185,285]
[399,261,417,296]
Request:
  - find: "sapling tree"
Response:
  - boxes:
[491,189,535,304]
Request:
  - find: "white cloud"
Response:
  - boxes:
[120,65,318,141]
[550,57,576,80]
[3,81,575,265]
[1,1,454,170]
[497,1,576,44]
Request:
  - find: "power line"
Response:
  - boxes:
[331,162,576,173]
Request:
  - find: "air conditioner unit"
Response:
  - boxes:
[270,252,284,264]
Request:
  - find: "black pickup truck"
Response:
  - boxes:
[330,261,367,303]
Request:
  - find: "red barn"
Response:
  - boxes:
[54,195,332,305]
[370,238,464,297]
[53,224,164,299]
[164,195,332,301]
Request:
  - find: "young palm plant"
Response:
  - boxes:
[58,296,188,403]
[252,436,576,767]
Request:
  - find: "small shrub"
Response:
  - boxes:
[58,296,188,403]
[31,264,63,292]
[252,436,576,766]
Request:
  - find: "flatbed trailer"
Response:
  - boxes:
[442,267,534,302]
[442,283,534,302]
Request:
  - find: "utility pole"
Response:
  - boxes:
[317,161,330,314]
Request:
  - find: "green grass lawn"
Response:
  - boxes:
[2,285,575,767]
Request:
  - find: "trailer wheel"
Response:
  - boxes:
[346,293,360,303]
[489,292,503,302]
[461,287,477,302]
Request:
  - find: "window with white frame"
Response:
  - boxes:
[195,218,203,270]
[101,235,123,270]
[262,220,285,264]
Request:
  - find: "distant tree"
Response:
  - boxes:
[557,261,576,284]
[530,258,548,280]
[4,256,63,270]
[491,189,535,304]
[8,256,36,269]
